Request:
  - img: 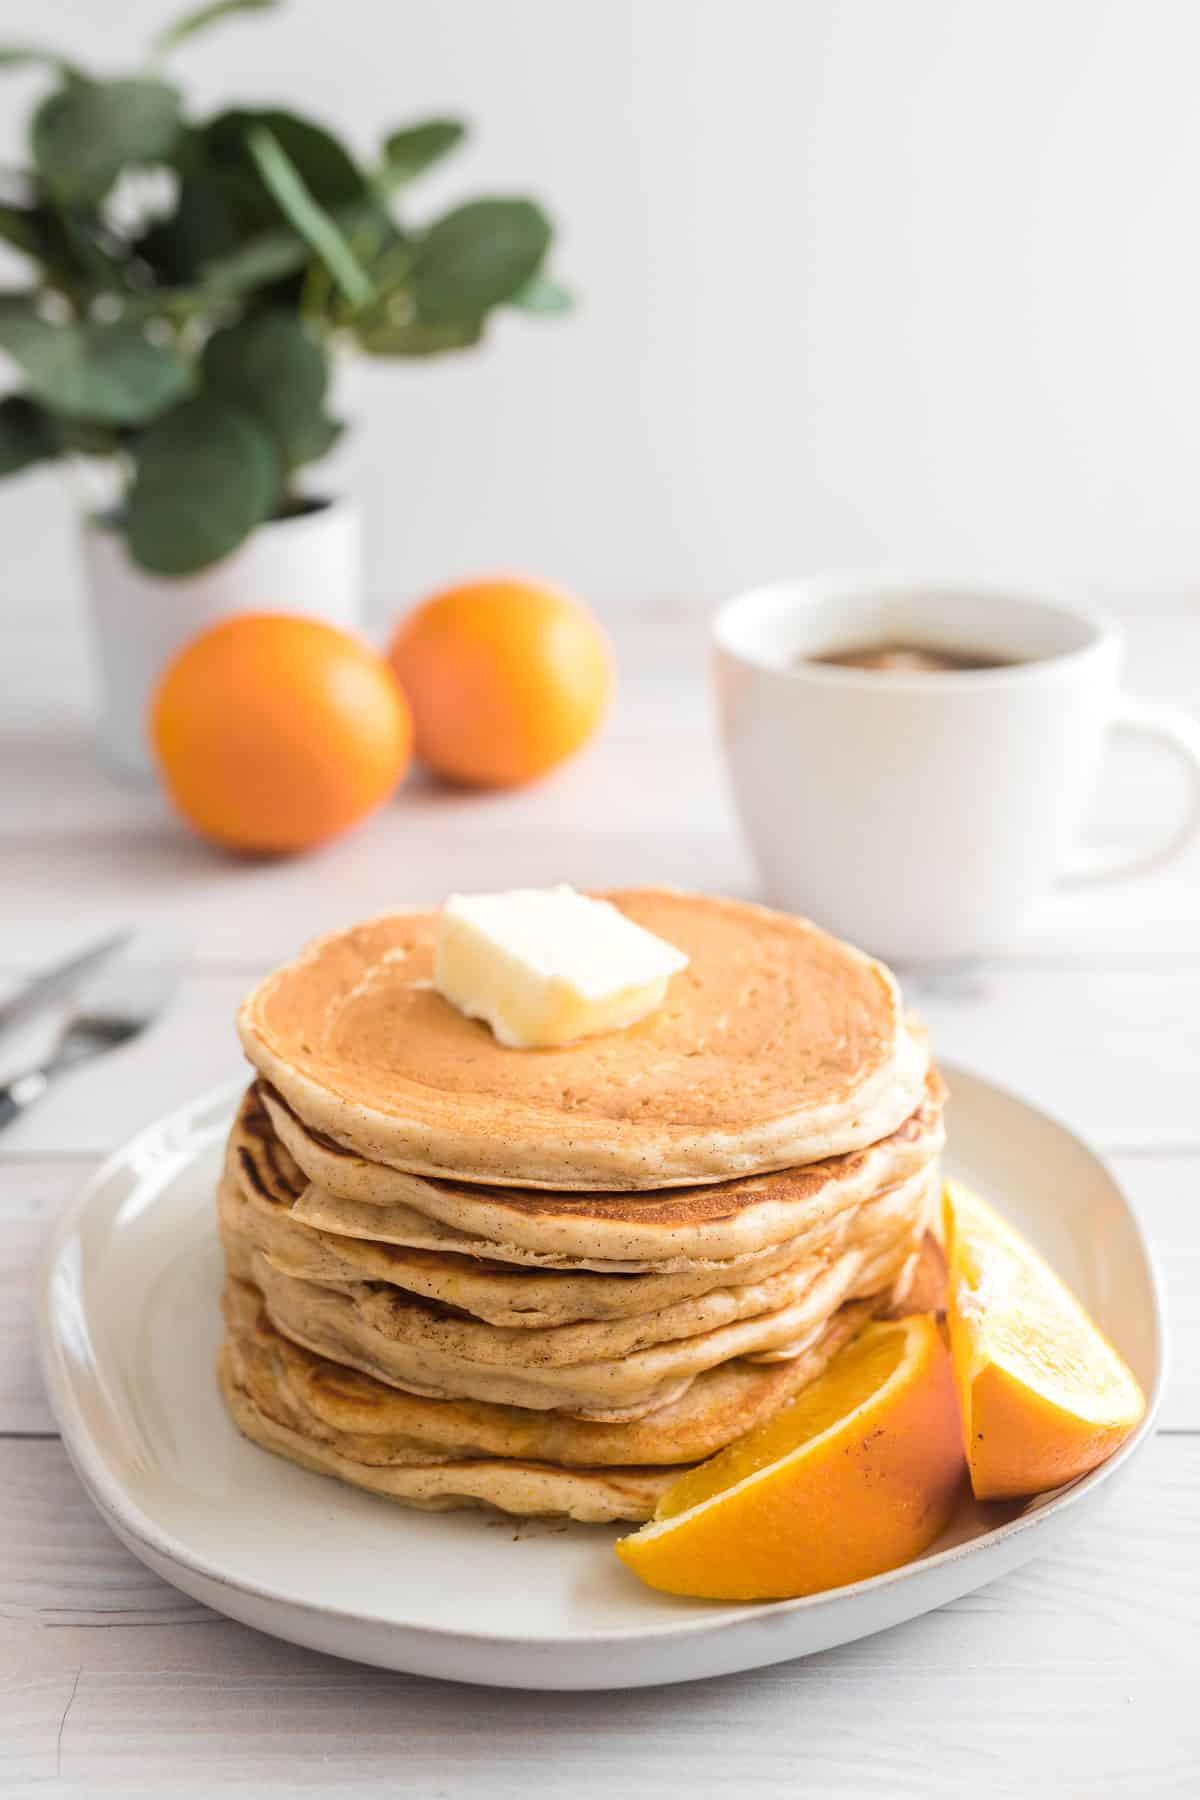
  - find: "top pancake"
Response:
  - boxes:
[238,889,928,1190]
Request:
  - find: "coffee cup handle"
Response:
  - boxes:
[1061,697,1200,885]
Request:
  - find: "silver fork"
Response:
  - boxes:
[0,952,180,1131]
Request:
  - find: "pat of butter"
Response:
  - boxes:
[434,886,689,1049]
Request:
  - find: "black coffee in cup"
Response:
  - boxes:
[804,642,1017,674]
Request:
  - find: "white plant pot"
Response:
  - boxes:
[80,496,361,779]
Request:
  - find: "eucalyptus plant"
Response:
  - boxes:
[0,0,570,574]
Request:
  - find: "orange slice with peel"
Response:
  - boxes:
[615,1314,965,1601]
[943,1180,1146,1501]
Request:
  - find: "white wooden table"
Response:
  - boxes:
[2,595,1198,1796]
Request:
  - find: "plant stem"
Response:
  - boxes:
[299,254,333,329]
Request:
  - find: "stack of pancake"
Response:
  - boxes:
[219,890,945,1523]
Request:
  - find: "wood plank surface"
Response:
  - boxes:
[2,1436,1195,1795]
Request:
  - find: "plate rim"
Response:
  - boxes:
[36,1062,1169,1652]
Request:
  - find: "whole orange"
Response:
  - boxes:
[151,613,412,853]
[387,577,612,787]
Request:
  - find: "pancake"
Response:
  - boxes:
[237,891,930,1189]
[221,1366,675,1523]
[226,1165,869,1325]
[222,1275,882,1466]
[738,1171,940,1360]
[231,1209,924,1418]
[220,1276,888,1519]
[262,1074,945,1266]
[222,1169,926,1370]
[225,1086,934,1325]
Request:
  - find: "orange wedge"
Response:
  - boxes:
[615,1314,965,1601]
[943,1181,1147,1501]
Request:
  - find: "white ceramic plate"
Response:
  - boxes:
[38,1064,1165,1691]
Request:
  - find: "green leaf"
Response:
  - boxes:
[59,213,133,291]
[508,272,573,315]
[199,230,309,293]
[0,46,82,79]
[136,153,242,283]
[0,303,191,424]
[203,310,336,469]
[246,125,372,306]
[410,198,551,324]
[0,205,41,259]
[355,307,484,357]
[378,120,465,189]
[205,108,366,217]
[50,414,124,456]
[0,392,121,469]
[288,410,343,461]
[142,110,371,284]
[0,394,57,475]
[126,395,279,574]
[153,0,281,55]
[32,78,182,205]
[68,325,189,423]
[0,203,124,291]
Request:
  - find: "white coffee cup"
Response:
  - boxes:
[712,577,1200,962]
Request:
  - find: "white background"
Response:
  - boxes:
[3,0,1200,628]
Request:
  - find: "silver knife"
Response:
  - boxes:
[0,940,180,1132]
[0,929,132,1039]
